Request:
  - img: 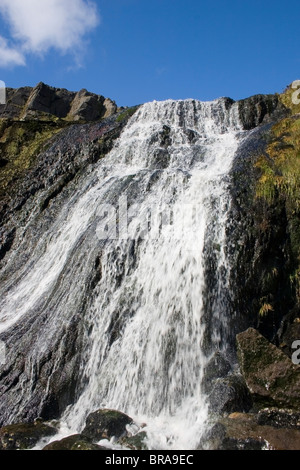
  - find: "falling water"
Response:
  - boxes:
[0,98,244,449]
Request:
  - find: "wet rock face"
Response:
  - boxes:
[81,409,133,441]
[0,109,138,427]
[227,89,300,348]
[203,351,253,415]
[207,373,253,415]
[0,114,129,266]
[227,126,296,344]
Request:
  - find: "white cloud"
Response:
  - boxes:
[0,35,25,67]
[0,0,100,67]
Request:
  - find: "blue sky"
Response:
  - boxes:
[0,0,299,107]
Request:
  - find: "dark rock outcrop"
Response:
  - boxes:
[0,82,118,122]
[226,87,300,346]
[81,409,133,441]
[203,351,252,415]
[238,93,288,130]
[203,351,231,389]
[204,412,300,450]
[236,327,300,410]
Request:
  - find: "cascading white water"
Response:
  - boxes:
[0,98,245,449]
[59,99,244,449]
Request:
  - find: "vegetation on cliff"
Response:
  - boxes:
[254,86,300,324]
[0,120,67,199]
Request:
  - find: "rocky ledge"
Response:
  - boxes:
[0,82,119,122]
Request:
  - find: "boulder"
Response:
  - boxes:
[207,373,252,414]
[236,327,300,410]
[0,421,57,450]
[203,351,252,414]
[81,409,133,441]
[42,434,108,450]
[204,412,300,450]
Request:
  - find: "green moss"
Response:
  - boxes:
[120,431,148,450]
[116,106,139,123]
[254,88,300,308]
[0,120,68,197]
[255,117,300,207]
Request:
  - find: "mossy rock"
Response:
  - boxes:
[119,431,148,450]
[0,421,57,450]
[0,120,67,198]
[42,434,109,450]
[207,412,300,450]
[116,106,139,123]
[81,409,133,441]
[237,327,300,410]
[253,86,300,315]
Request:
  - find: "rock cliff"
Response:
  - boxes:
[0,82,118,122]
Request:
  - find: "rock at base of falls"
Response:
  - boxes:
[81,408,134,441]
[236,327,300,410]
[42,434,110,451]
[204,411,300,451]
[0,408,147,451]
[0,420,57,450]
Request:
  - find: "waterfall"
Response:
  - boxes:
[0,98,245,449]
